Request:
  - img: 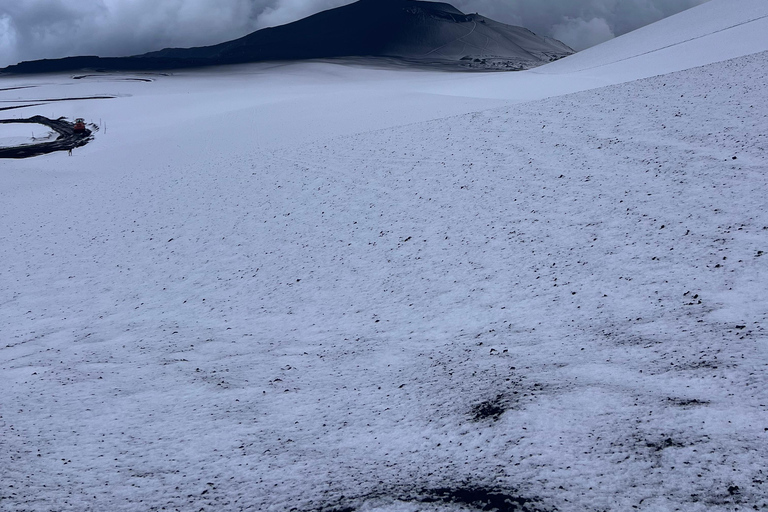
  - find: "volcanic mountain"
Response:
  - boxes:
[3,0,574,73]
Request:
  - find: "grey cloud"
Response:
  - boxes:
[0,0,710,68]
[0,0,272,67]
[450,0,710,50]
[551,17,615,51]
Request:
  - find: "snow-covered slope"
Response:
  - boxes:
[540,0,768,77]
[425,0,768,100]
[2,1,768,511]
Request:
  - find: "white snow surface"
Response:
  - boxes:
[0,124,55,148]
[2,1,768,510]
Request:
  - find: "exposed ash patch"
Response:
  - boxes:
[606,333,665,347]
[666,397,710,408]
[646,437,686,452]
[418,487,552,511]
[323,506,355,512]
[677,360,725,371]
[314,485,554,512]
[461,368,551,423]
[692,482,763,509]
[471,394,510,422]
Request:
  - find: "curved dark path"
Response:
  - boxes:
[0,116,94,159]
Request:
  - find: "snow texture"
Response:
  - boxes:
[0,123,55,147]
[1,0,767,510]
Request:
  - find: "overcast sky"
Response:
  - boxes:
[0,0,710,68]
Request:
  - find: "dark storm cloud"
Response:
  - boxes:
[0,0,710,68]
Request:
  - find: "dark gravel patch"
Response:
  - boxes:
[471,395,509,422]
[418,487,552,511]
[318,485,553,512]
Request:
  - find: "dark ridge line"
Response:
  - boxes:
[0,86,37,92]
[1,0,572,74]
[0,96,116,103]
[73,75,154,82]
[0,104,44,112]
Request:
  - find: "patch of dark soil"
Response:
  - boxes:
[0,115,94,159]
[675,360,725,371]
[667,397,710,408]
[471,394,509,421]
[646,437,686,452]
[602,332,663,347]
[316,485,553,512]
[418,487,551,511]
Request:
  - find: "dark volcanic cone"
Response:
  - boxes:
[2,0,573,73]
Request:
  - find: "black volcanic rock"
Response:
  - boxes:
[2,0,573,73]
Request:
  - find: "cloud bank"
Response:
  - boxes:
[0,0,710,68]
[451,0,709,50]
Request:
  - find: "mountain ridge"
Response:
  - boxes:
[1,0,573,74]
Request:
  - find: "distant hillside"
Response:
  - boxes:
[2,0,573,74]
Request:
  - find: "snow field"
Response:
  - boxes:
[242,51,768,510]
[0,123,56,148]
[3,0,768,507]
[2,49,767,511]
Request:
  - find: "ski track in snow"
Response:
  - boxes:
[1,50,768,512]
